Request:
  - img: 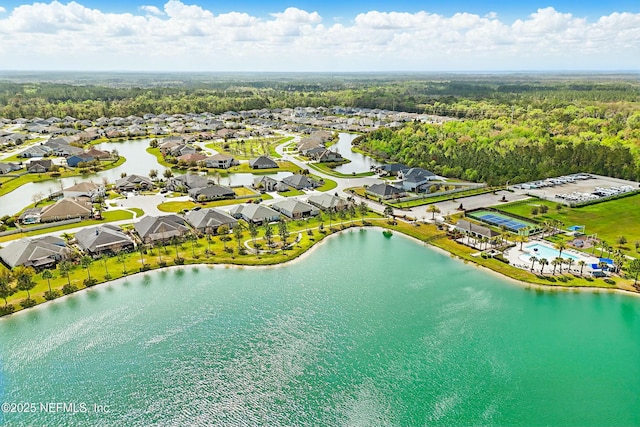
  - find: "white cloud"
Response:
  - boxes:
[0,2,637,71]
[0,6,6,13]
[140,5,163,16]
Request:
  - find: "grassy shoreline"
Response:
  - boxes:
[1,215,635,318]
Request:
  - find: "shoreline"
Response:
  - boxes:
[3,225,638,320]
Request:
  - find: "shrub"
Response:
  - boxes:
[0,304,16,315]
[140,264,151,272]
[84,278,98,287]
[604,278,616,285]
[44,290,60,300]
[158,261,167,268]
[174,257,185,265]
[20,298,37,308]
[62,283,78,294]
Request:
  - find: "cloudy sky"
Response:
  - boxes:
[0,0,638,71]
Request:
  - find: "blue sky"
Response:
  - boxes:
[0,0,639,71]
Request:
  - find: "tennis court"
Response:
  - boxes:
[467,210,537,232]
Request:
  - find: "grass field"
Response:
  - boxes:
[499,194,640,255]
[206,136,285,160]
[278,189,305,197]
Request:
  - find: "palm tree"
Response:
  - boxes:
[0,271,15,307]
[14,266,36,300]
[171,236,182,260]
[565,258,574,274]
[577,260,586,276]
[628,259,640,286]
[328,207,336,229]
[58,260,72,286]
[529,256,538,272]
[551,257,563,275]
[358,201,368,224]
[233,223,245,252]
[149,169,158,181]
[41,268,54,294]
[427,204,441,221]
[383,205,394,220]
[599,241,609,258]
[138,243,147,267]
[163,169,173,179]
[539,258,548,275]
[80,255,93,281]
[100,255,110,277]
[278,220,290,250]
[554,241,567,258]
[219,225,231,251]
[189,232,197,258]
[338,209,347,227]
[348,204,357,226]
[248,222,259,254]
[263,222,274,249]
[116,250,127,274]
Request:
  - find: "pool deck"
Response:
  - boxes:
[504,240,600,274]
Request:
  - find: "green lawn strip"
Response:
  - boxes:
[306,162,374,178]
[157,195,272,213]
[498,195,640,256]
[314,175,338,192]
[277,189,305,197]
[129,208,145,217]
[0,157,126,198]
[146,147,173,168]
[386,187,495,208]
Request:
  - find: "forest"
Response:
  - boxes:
[1,72,639,184]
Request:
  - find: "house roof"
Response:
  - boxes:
[401,167,435,182]
[227,204,280,222]
[170,174,212,189]
[188,185,235,199]
[282,174,315,189]
[207,153,233,161]
[63,181,102,193]
[455,220,500,238]
[367,183,404,197]
[271,199,317,215]
[134,215,189,241]
[177,153,206,162]
[185,208,237,230]
[40,198,92,219]
[307,193,349,210]
[249,156,278,168]
[75,224,133,253]
[377,163,409,173]
[0,236,69,268]
[115,174,154,188]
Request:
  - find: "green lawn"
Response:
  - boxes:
[157,195,273,213]
[315,176,338,192]
[269,136,294,158]
[206,136,286,160]
[233,186,259,197]
[306,162,375,178]
[277,189,305,197]
[498,194,640,255]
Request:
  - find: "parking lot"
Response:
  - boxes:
[510,174,640,205]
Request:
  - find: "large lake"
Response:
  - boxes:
[1,231,639,426]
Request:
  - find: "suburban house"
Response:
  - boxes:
[18,145,53,158]
[84,147,111,159]
[253,176,288,192]
[185,208,238,233]
[397,167,437,192]
[281,174,319,190]
[188,185,235,202]
[366,183,406,200]
[115,174,155,192]
[0,162,21,174]
[75,224,134,256]
[134,215,190,243]
[66,153,95,167]
[166,174,213,192]
[0,236,70,270]
[227,204,281,224]
[39,198,93,222]
[249,156,278,169]
[454,219,501,240]
[203,153,235,169]
[26,159,53,173]
[177,152,207,164]
[271,199,319,219]
[375,163,409,177]
[62,181,105,201]
[315,150,344,163]
[307,193,351,211]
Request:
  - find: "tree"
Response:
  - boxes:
[337,209,347,227]
[248,222,259,254]
[578,260,586,276]
[116,250,127,274]
[41,268,54,294]
[328,207,336,229]
[233,221,245,251]
[138,243,147,267]
[32,191,44,207]
[163,169,173,179]
[58,260,72,286]
[539,205,549,214]
[565,258,574,274]
[0,271,15,307]
[539,258,548,275]
[383,205,394,219]
[554,241,567,258]
[218,225,231,251]
[348,204,357,225]
[80,255,94,281]
[551,257,563,275]
[358,201,368,224]
[617,235,628,247]
[530,207,539,216]
[100,255,110,277]
[628,259,640,286]
[14,266,36,299]
[189,232,197,258]
[278,220,290,250]
[171,236,182,260]
[427,204,441,220]
[149,169,158,181]
[263,222,274,249]
[529,256,538,272]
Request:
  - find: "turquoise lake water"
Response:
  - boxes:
[1,230,639,426]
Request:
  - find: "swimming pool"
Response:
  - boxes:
[521,243,580,262]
